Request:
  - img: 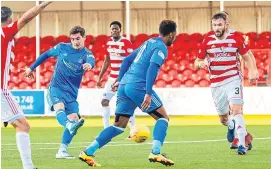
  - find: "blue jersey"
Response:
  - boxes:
[120,37,168,86]
[47,43,95,99]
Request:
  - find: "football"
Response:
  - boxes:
[130,124,150,143]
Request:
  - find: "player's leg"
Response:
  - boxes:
[79,84,136,167]
[101,79,115,128]
[125,86,174,166]
[47,87,78,134]
[1,90,36,169]
[227,80,252,155]
[211,86,235,143]
[56,101,84,159]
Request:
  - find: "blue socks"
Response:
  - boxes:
[152,118,169,154]
[62,128,74,145]
[85,125,124,155]
[56,109,68,127]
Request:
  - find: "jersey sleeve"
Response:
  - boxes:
[123,39,134,55]
[3,21,18,41]
[236,35,249,55]
[86,51,95,68]
[150,46,167,67]
[47,43,61,57]
[197,38,208,59]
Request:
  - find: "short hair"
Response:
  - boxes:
[69,26,85,37]
[1,6,12,23]
[221,11,229,16]
[159,20,177,37]
[212,12,227,21]
[110,21,121,29]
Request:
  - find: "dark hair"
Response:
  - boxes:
[110,21,121,29]
[1,6,12,23]
[212,12,227,21]
[159,20,177,37]
[70,26,85,37]
[221,11,229,16]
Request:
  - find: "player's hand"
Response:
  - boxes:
[141,94,151,112]
[22,67,34,78]
[83,63,92,71]
[248,69,259,83]
[196,61,205,69]
[111,81,119,92]
[96,79,102,88]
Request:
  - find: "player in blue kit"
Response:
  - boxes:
[79,20,176,167]
[23,26,95,159]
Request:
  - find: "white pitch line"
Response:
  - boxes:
[1,137,271,151]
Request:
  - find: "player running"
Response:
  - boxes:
[195,13,258,155]
[79,20,177,167]
[1,2,52,169]
[96,21,136,132]
[23,26,95,159]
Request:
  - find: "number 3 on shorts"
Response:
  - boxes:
[235,87,239,94]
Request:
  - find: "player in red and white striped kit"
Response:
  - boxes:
[96,21,136,132]
[195,13,258,155]
[1,2,51,169]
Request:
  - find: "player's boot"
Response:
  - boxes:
[237,145,247,155]
[68,118,85,135]
[56,151,75,159]
[245,132,253,151]
[230,138,238,149]
[79,151,101,167]
[227,119,235,142]
[148,152,174,166]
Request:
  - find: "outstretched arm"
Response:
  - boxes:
[17,1,52,31]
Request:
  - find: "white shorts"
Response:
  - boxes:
[102,78,116,100]
[1,89,24,123]
[211,79,244,115]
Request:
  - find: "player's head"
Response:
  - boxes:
[110,21,121,39]
[1,6,13,26]
[211,12,228,38]
[221,11,229,22]
[69,26,86,50]
[159,20,177,46]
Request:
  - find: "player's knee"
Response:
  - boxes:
[13,120,30,133]
[101,99,109,107]
[149,107,169,121]
[114,114,130,128]
[230,105,243,115]
[67,113,79,122]
[54,102,65,111]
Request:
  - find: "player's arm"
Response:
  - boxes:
[238,37,258,82]
[23,44,60,78]
[83,52,95,71]
[240,51,258,82]
[97,55,110,87]
[141,48,166,111]
[194,39,207,69]
[17,1,52,31]
[117,48,139,82]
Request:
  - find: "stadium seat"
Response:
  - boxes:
[155,79,166,87]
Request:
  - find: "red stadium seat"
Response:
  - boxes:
[171,79,181,87]
[56,35,70,43]
[41,36,55,45]
[184,79,195,87]
[198,79,210,87]
[87,81,96,88]
[155,79,166,87]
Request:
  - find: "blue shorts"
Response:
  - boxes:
[115,84,163,117]
[47,87,79,115]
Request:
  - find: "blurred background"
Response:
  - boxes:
[1,1,271,117]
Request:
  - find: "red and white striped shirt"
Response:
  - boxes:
[1,21,18,90]
[197,31,249,87]
[106,36,133,79]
